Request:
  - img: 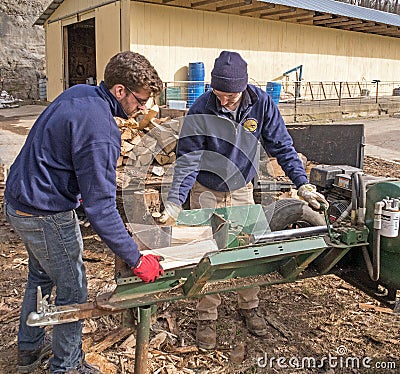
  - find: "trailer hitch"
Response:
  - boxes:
[27,286,124,326]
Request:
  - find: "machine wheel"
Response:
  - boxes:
[264,198,326,231]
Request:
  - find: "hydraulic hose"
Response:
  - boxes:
[362,201,384,281]
[351,171,359,225]
[356,172,366,226]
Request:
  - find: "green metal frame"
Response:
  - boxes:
[26,204,375,374]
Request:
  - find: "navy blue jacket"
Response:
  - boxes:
[168,84,308,206]
[5,82,140,267]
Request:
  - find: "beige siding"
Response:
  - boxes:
[95,2,122,82]
[44,0,400,99]
[48,0,106,22]
[45,1,124,99]
[46,21,64,101]
[129,2,400,84]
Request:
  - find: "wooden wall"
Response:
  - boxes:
[129,2,400,85]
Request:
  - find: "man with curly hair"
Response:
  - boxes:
[4,51,164,373]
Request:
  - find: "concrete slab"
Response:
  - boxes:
[0,103,399,169]
[362,117,400,163]
[0,105,46,167]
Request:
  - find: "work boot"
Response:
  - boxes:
[239,308,268,336]
[17,334,52,373]
[196,320,217,350]
[66,360,102,374]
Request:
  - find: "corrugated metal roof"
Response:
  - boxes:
[35,0,400,29]
[34,0,64,26]
[260,0,400,27]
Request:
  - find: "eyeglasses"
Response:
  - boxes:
[212,89,242,101]
[125,86,150,106]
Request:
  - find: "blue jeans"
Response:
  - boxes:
[5,200,87,373]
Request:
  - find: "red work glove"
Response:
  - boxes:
[132,254,164,283]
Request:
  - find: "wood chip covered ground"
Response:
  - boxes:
[0,157,399,374]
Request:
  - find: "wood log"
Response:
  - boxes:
[171,225,214,245]
[165,119,181,133]
[121,128,133,140]
[121,141,134,155]
[154,125,177,153]
[154,152,170,166]
[117,156,124,167]
[89,327,133,353]
[140,134,158,151]
[140,239,219,270]
[139,104,159,130]
[135,152,153,166]
[168,152,176,164]
[116,171,131,189]
[130,133,142,145]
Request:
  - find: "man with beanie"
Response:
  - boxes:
[159,50,328,349]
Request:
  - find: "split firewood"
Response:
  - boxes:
[358,303,393,314]
[139,104,159,130]
[114,115,139,130]
[120,334,136,349]
[158,311,180,336]
[116,170,131,189]
[114,110,182,188]
[230,342,246,364]
[150,123,178,154]
[264,314,293,338]
[149,331,168,350]
[117,156,124,167]
[89,326,133,353]
[82,337,93,352]
[154,152,171,166]
[85,352,118,374]
[121,141,134,155]
[151,165,165,176]
[168,346,198,354]
[168,152,176,164]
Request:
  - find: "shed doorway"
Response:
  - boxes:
[64,18,96,89]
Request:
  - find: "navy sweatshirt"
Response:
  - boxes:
[5,82,141,267]
[167,84,308,206]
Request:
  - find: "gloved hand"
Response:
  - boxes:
[297,183,329,210]
[157,201,182,225]
[132,254,164,283]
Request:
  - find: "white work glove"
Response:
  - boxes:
[297,184,329,210]
[157,201,182,225]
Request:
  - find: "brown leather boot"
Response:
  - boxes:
[239,308,268,336]
[196,320,217,350]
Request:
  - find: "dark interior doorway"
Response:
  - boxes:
[65,18,96,89]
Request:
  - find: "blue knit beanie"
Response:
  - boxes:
[211,51,248,93]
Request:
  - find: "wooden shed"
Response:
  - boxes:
[35,0,400,101]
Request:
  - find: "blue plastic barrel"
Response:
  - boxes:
[188,62,205,107]
[38,78,47,101]
[266,82,282,105]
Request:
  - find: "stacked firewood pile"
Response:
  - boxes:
[114,104,181,189]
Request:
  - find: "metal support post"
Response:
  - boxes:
[294,81,298,122]
[134,306,152,374]
[372,79,380,104]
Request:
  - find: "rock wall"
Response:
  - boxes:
[0,1,49,101]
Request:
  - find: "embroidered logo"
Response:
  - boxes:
[243,118,258,132]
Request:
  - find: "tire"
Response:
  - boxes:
[264,198,326,231]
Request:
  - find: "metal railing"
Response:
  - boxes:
[278,80,400,104]
[160,80,400,109]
